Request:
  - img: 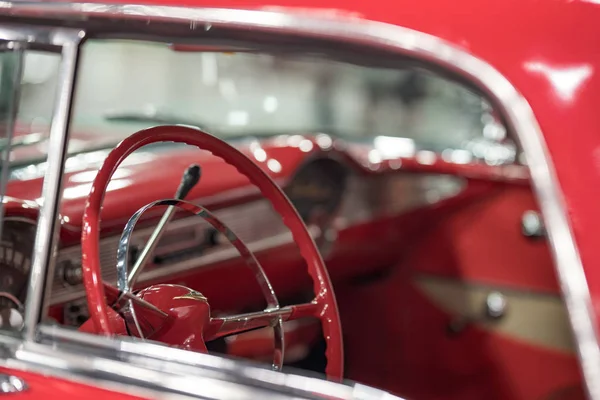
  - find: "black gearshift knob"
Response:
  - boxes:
[175,164,201,200]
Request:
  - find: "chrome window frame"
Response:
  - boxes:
[0,2,596,398]
[0,25,84,337]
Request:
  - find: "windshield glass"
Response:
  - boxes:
[13,39,515,169]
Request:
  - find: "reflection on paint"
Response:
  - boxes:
[62,179,133,200]
[524,62,593,102]
[69,168,133,183]
[11,151,156,181]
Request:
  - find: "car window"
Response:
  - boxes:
[0,47,59,334]
[11,39,516,167]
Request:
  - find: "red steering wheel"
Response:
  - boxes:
[80,125,344,380]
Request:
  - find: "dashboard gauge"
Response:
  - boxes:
[285,159,348,223]
[285,159,348,255]
[0,220,35,331]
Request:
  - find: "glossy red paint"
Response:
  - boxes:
[80,126,344,380]
[138,284,211,353]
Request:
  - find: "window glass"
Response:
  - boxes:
[0,47,59,334]
[12,40,516,171]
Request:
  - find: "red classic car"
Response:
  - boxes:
[0,0,596,399]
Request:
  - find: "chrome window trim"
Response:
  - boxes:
[0,2,595,397]
[0,24,78,50]
[17,325,380,400]
[0,325,397,399]
[22,28,83,343]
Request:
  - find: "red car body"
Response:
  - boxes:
[0,0,598,399]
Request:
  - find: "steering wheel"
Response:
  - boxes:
[80,125,344,380]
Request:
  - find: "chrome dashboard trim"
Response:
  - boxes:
[0,2,594,397]
[52,199,291,305]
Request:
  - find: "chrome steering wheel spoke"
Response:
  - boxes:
[103,282,170,340]
[115,198,285,371]
[207,301,320,340]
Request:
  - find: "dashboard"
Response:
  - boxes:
[52,160,464,326]
[1,143,471,329]
[54,157,356,309]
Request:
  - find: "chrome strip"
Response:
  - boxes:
[12,342,318,399]
[127,200,179,289]
[24,326,383,400]
[0,2,594,396]
[23,29,84,341]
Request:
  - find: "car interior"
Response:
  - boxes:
[0,37,585,399]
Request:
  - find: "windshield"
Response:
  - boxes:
[13,39,515,168]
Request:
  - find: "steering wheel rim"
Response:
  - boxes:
[81,125,344,380]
